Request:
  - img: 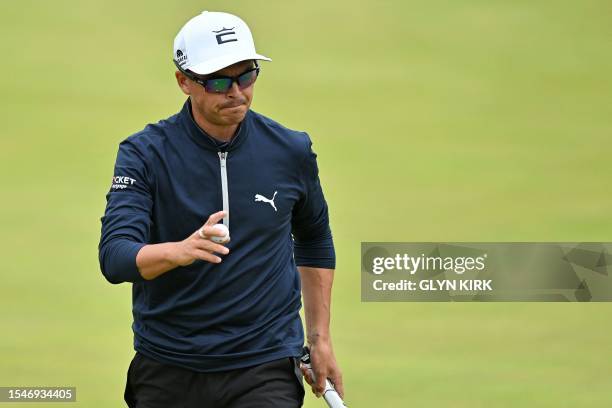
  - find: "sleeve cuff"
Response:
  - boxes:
[99,239,147,284]
[294,239,336,269]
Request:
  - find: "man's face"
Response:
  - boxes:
[176,60,256,127]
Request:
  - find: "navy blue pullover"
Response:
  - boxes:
[98,99,335,372]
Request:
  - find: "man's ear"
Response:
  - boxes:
[175,71,191,96]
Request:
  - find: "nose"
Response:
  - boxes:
[226,81,242,98]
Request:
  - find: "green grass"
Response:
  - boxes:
[1,0,611,406]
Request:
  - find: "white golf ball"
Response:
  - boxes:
[211,224,230,244]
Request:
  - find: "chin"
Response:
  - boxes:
[220,108,247,123]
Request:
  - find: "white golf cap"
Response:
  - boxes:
[173,11,271,75]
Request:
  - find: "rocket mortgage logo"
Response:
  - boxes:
[111,175,137,190]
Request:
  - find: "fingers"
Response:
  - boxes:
[194,212,230,250]
[300,365,314,386]
[204,211,226,227]
[200,224,227,238]
[300,365,323,398]
[304,365,326,397]
[179,212,231,266]
[193,249,222,264]
[300,348,344,400]
[191,239,229,264]
[330,371,344,399]
[194,239,229,255]
[314,368,326,397]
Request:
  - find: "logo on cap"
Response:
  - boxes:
[176,49,187,65]
[212,27,238,45]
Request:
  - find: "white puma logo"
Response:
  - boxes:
[254,191,278,212]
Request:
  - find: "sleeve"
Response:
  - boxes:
[98,137,154,284]
[291,133,336,269]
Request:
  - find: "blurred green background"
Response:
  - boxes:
[1,0,611,406]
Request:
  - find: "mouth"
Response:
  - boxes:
[220,101,246,110]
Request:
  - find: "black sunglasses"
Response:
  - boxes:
[174,60,260,94]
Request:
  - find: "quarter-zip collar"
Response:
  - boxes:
[179,98,250,152]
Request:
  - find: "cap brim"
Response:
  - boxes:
[187,53,271,75]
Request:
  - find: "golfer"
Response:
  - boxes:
[98,10,343,408]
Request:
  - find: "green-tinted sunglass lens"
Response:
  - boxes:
[237,70,257,89]
[206,78,232,93]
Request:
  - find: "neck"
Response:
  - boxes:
[191,104,239,142]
